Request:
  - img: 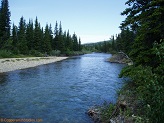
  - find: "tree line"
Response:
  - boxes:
[0,0,82,57]
[83,27,135,54]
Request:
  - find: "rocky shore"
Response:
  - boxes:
[108,52,133,65]
[0,57,68,73]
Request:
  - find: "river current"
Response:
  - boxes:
[0,53,125,123]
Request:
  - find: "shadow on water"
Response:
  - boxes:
[0,73,8,86]
[0,53,125,123]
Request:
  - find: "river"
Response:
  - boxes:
[0,53,125,123]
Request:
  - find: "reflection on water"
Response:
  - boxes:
[0,53,125,123]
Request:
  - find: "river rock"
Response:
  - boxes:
[87,108,101,123]
[108,53,133,65]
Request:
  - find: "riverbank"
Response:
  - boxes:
[88,81,149,123]
[0,57,68,73]
[108,52,133,65]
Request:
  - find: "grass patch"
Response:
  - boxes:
[100,103,116,122]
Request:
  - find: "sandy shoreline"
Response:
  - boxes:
[0,57,68,73]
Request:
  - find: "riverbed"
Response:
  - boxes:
[0,53,125,123]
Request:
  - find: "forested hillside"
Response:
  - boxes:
[0,0,82,57]
[83,28,135,54]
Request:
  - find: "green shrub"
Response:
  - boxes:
[29,50,43,57]
[100,103,116,121]
[119,40,164,122]
[50,50,61,56]
[0,50,13,58]
[65,49,73,56]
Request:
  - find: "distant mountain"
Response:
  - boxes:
[82,40,112,46]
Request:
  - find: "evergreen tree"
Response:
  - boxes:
[124,28,134,53]
[111,35,115,51]
[63,31,67,50]
[121,0,164,66]
[66,30,73,51]
[78,37,82,51]
[17,16,28,54]
[12,23,18,53]
[0,0,10,49]
[34,17,42,51]
[65,30,69,51]
[39,26,44,52]
[53,21,59,50]
[115,28,135,54]
[42,24,52,53]
[72,33,78,51]
[118,28,134,54]
[49,24,53,49]
[58,21,65,53]
[26,19,34,50]
[115,34,122,51]
[103,41,107,53]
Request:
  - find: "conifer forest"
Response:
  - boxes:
[0,0,82,57]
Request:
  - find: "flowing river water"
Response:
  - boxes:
[0,53,125,123]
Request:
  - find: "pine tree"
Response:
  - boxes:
[0,0,11,49]
[103,41,107,53]
[63,31,67,51]
[39,26,44,52]
[115,34,122,52]
[34,17,42,51]
[49,24,53,49]
[42,24,52,53]
[121,0,164,66]
[65,30,70,50]
[26,19,34,50]
[66,30,73,51]
[17,16,28,54]
[72,33,78,51]
[58,21,65,53]
[53,21,59,50]
[78,37,82,51]
[12,23,18,53]
[111,35,115,51]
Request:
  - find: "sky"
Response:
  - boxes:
[9,0,127,44]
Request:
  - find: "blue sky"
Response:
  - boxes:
[9,0,127,44]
